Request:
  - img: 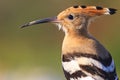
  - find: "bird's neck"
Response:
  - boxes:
[65,26,89,37]
[62,28,96,54]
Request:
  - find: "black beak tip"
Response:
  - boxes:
[20,23,30,28]
[20,21,42,29]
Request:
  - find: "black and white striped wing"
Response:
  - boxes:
[62,53,118,80]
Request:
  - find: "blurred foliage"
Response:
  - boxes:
[0,0,120,80]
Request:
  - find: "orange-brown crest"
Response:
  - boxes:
[57,5,116,20]
[56,5,116,33]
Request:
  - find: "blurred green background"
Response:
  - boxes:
[0,0,120,80]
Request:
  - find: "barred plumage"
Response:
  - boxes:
[62,52,117,80]
[21,5,118,80]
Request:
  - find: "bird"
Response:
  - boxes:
[21,5,118,80]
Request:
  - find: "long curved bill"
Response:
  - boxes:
[21,17,58,28]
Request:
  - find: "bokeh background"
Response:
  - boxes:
[0,0,120,80]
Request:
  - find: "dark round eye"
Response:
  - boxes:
[68,14,74,20]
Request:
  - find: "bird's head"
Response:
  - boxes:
[21,5,117,35]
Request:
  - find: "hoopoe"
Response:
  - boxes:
[21,5,118,80]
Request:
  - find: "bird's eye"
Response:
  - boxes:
[68,14,74,20]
